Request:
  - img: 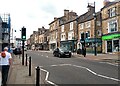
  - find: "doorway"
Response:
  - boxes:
[107,40,112,52]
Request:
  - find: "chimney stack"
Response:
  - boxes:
[103,0,110,6]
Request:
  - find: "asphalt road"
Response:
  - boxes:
[26,50,119,85]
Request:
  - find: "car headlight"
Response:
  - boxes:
[61,51,64,53]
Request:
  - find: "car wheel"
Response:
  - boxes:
[58,54,61,58]
[53,53,56,57]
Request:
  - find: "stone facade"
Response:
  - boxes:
[78,4,102,53]
[101,1,120,53]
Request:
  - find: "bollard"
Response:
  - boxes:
[36,66,40,86]
[29,56,31,76]
[26,54,27,66]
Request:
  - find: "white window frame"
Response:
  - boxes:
[79,23,84,29]
[70,22,73,30]
[61,25,64,32]
[61,33,66,41]
[108,20,117,33]
[109,7,116,17]
[85,21,91,28]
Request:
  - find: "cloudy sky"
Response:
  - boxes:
[0,0,114,39]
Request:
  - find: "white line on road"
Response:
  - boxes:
[50,64,71,67]
[99,62,118,66]
[46,56,48,58]
[41,55,43,56]
[72,64,120,82]
[41,68,58,86]
[39,63,120,84]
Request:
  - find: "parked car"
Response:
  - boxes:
[13,48,22,55]
[53,47,71,58]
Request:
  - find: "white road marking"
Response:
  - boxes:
[50,64,71,67]
[46,56,48,58]
[72,64,120,82]
[41,55,43,56]
[99,62,118,66]
[39,63,120,85]
[41,68,58,86]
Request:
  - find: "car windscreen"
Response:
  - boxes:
[59,48,68,51]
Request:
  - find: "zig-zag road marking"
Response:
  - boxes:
[39,64,120,85]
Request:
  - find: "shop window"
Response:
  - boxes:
[113,40,119,52]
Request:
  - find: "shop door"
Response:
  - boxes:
[107,40,112,52]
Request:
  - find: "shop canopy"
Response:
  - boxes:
[102,33,120,40]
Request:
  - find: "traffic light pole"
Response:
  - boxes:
[22,40,24,65]
[93,2,97,56]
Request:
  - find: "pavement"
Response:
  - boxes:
[7,54,45,86]
[6,50,119,85]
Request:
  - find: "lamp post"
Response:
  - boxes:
[93,2,97,56]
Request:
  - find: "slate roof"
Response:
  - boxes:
[101,1,119,10]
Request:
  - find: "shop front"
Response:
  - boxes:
[102,32,120,53]
[50,43,56,51]
[60,40,76,52]
[81,38,102,53]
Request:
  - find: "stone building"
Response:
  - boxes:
[38,27,48,50]
[0,16,2,51]
[77,4,102,53]
[101,0,120,53]
[49,17,62,51]
[59,10,78,52]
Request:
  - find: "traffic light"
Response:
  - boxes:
[21,27,26,40]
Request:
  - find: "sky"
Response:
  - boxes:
[0,0,114,39]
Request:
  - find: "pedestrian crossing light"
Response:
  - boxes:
[21,26,26,40]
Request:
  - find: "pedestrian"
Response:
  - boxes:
[83,47,86,57]
[0,47,12,86]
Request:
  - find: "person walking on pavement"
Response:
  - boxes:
[0,47,12,86]
[83,47,86,57]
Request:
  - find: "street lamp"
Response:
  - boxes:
[93,2,97,56]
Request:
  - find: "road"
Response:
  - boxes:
[27,50,119,85]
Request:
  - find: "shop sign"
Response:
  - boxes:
[102,34,120,40]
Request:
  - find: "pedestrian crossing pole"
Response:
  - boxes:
[21,26,26,65]
[22,40,24,65]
